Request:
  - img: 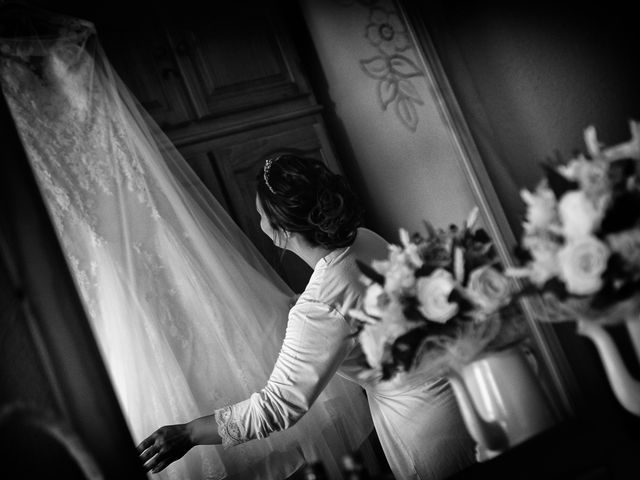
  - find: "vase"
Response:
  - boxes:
[626,316,640,364]
[448,345,556,456]
[577,318,640,416]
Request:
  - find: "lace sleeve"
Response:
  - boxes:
[214,405,247,449]
[214,301,355,445]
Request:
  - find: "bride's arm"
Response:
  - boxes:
[138,301,355,472]
[214,301,355,447]
[187,415,222,444]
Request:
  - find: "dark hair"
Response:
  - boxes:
[256,154,363,249]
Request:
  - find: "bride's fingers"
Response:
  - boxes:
[151,460,169,474]
[137,435,155,453]
[146,449,173,474]
[139,446,157,463]
[143,450,162,472]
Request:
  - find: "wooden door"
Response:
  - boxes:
[98,3,343,292]
[179,115,342,292]
[165,8,312,120]
[100,27,195,129]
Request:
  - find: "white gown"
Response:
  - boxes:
[0,13,375,480]
[216,228,477,479]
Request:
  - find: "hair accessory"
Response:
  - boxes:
[263,157,277,194]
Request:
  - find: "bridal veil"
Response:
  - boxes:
[0,9,373,479]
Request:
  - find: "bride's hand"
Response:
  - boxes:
[137,424,194,473]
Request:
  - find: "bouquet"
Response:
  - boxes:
[350,207,527,380]
[508,120,640,325]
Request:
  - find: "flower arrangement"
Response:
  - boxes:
[350,208,528,380]
[508,120,640,325]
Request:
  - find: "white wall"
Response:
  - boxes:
[299,0,477,241]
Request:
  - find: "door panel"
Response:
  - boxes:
[100,6,342,292]
[168,10,309,119]
[101,28,195,129]
[178,116,338,291]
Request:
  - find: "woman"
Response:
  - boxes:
[139,154,476,479]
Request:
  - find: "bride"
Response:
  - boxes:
[0,9,377,480]
[139,154,473,480]
[140,154,477,479]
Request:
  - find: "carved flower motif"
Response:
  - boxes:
[365,8,410,55]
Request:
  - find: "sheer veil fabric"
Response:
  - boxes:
[0,12,373,480]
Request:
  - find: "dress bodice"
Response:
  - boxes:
[292,228,383,380]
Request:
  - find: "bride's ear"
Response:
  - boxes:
[272,229,289,248]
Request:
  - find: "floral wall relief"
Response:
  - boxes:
[341,0,426,132]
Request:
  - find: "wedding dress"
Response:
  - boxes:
[0,11,374,480]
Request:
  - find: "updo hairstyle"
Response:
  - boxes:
[256,154,363,249]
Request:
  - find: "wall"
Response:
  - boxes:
[298,0,477,242]
[420,0,640,237]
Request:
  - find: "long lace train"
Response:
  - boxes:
[0,11,373,480]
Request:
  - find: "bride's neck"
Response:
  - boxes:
[288,235,332,269]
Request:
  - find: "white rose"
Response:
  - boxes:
[358,322,388,369]
[357,299,415,368]
[558,190,605,240]
[384,261,416,294]
[557,235,609,295]
[521,186,558,230]
[522,234,562,285]
[362,283,388,317]
[577,160,609,200]
[415,268,459,323]
[373,244,420,294]
[467,266,512,313]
